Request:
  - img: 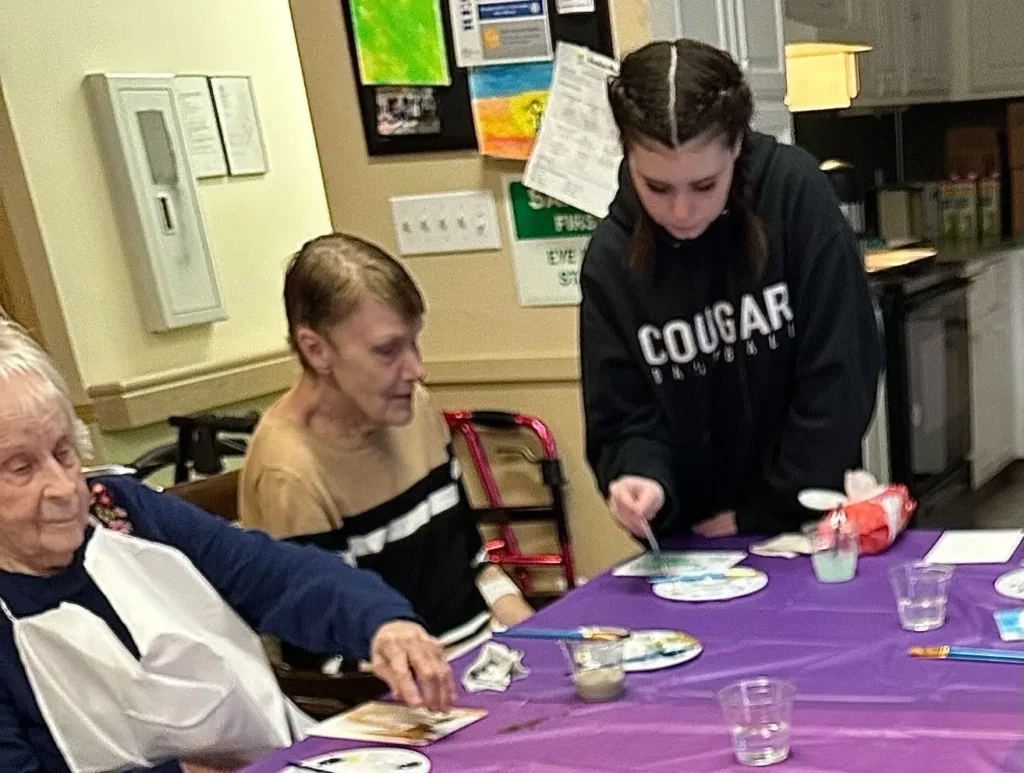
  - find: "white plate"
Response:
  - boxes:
[652,569,768,602]
[995,567,1024,600]
[284,748,431,772]
[622,629,703,672]
[798,489,847,511]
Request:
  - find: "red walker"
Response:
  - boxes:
[444,410,576,598]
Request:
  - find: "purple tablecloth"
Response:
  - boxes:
[243,530,1024,772]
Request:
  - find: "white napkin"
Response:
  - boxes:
[461,642,530,693]
[749,534,813,559]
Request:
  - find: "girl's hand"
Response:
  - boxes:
[693,511,737,537]
[181,763,236,773]
[607,476,665,536]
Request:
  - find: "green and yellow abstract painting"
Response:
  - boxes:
[349,0,451,86]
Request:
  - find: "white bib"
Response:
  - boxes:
[1,527,312,772]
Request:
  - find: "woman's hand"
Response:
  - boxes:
[370,621,455,713]
[607,476,665,536]
[693,511,738,537]
[181,764,235,773]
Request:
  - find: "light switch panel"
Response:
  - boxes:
[390,190,502,256]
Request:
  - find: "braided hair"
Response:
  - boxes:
[607,40,768,276]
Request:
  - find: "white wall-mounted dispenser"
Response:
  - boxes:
[85,73,227,331]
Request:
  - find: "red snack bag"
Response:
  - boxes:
[841,483,917,555]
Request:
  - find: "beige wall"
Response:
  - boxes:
[0,0,332,389]
[290,0,652,576]
[0,85,87,405]
[0,0,335,462]
[1,0,652,578]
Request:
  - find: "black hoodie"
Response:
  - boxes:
[579,133,883,536]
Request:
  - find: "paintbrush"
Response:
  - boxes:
[641,521,665,573]
[495,625,630,642]
[908,646,1024,664]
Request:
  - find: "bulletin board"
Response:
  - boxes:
[339,0,615,156]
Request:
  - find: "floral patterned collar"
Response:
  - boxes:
[88,482,133,535]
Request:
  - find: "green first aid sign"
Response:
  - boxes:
[508,181,600,240]
[504,177,597,307]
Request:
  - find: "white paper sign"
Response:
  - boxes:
[449,0,554,67]
[924,530,1024,565]
[556,0,594,12]
[523,43,622,218]
[210,76,268,176]
[504,175,598,306]
[173,77,228,178]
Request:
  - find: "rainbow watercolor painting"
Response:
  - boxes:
[469,62,554,160]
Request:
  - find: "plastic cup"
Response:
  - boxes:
[802,518,858,583]
[889,561,953,632]
[561,639,625,702]
[717,677,796,766]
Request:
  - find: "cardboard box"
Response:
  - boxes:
[1009,102,1024,169]
[946,127,1002,177]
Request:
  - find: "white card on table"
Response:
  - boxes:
[612,551,746,577]
[307,702,487,746]
[923,530,1024,565]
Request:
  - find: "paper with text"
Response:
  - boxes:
[523,42,621,218]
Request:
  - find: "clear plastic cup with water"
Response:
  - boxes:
[889,562,954,632]
[560,639,625,703]
[716,678,797,766]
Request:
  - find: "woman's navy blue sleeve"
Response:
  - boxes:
[97,476,418,661]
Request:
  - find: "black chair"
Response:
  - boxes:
[113,412,258,483]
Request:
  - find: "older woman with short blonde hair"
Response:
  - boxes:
[0,316,453,773]
[240,234,533,669]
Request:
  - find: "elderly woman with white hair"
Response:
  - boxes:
[0,316,455,773]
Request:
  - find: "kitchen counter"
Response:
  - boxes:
[865,237,1024,282]
[933,237,1024,265]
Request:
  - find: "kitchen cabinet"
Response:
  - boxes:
[968,259,1016,489]
[855,0,902,101]
[809,0,1022,105]
[752,103,793,145]
[813,0,896,101]
[968,0,1024,95]
[816,0,940,103]
[904,0,952,98]
[784,0,851,29]
[648,0,791,140]
[732,0,787,102]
